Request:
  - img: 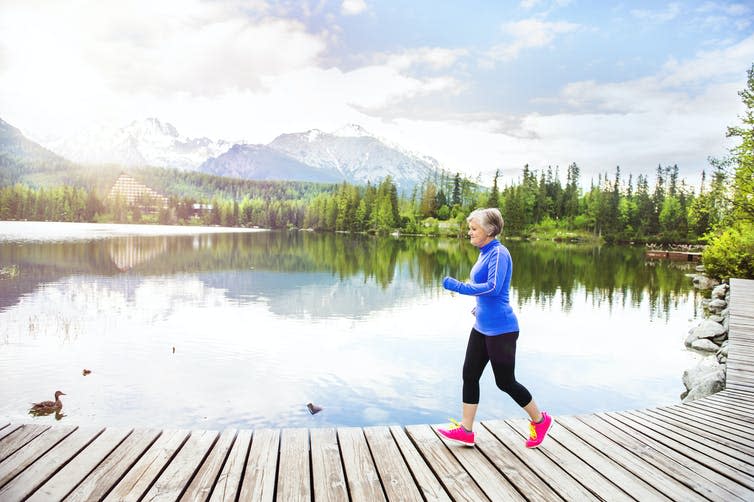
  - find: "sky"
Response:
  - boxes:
[1,0,753,186]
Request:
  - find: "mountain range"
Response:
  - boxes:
[0,118,72,186]
[38,118,440,190]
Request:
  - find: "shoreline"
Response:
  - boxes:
[0,220,269,242]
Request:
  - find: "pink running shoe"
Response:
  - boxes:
[437,418,475,446]
[525,411,553,448]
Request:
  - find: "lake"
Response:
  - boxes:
[0,221,703,430]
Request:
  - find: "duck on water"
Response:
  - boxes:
[29,390,65,417]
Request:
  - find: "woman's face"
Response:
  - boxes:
[468,218,493,248]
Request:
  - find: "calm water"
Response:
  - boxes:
[0,221,702,430]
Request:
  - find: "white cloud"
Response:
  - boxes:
[372,34,754,185]
[520,0,543,9]
[697,1,751,17]
[631,2,682,22]
[520,0,572,9]
[485,18,580,63]
[380,47,468,71]
[341,0,367,16]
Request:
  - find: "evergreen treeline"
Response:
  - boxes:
[0,162,727,244]
[492,161,728,244]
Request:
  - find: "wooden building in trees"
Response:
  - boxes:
[107,173,168,214]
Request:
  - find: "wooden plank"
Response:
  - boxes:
[718,388,754,405]
[726,364,754,378]
[594,413,752,501]
[730,336,754,346]
[142,429,219,502]
[481,420,597,501]
[430,424,524,501]
[728,362,754,376]
[607,412,754,490]
[728,381,754,393]
[727,368,754,388]
[625,409,754,470]
[726,351,754,362]
[104,429,190,501]
[388,425,450,502]
[0,427,103,501]
[64,428,161,502]
[310,428,348,502]
[695,399,754,425]
[27,427,132,502]
[181,429,237,502]
[0,424,24,445]
[238,429,279,502]
[208,429,251,502]
[504,418,631,501]
[404,424,489,502]
[0,425,76,489]
[660,405,754,449]
[559,415,704,501]
[471,424,563,501]
[650,406,754,450]
[276,428,310,502]
[691,396,754,420]
[337,427,385,501]
[363,426,423,502]
[729,352,754,364]
[0,424,50,463]
[704,393,754,415]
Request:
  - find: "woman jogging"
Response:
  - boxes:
[438,207,552,448]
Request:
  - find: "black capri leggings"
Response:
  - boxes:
[462,328,533,408]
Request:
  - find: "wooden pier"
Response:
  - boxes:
[1,279,753,501]
[645,249,703,262]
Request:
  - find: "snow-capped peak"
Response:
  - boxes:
[305,129,324,142]
[127,117,179,138]
[332,124,372,138]
[47,118,231,170]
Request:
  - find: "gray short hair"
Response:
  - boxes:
[467,208,504,237]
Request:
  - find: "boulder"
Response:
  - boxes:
[707,298,727,312]
[711,334,728,345]
[693,275,719,290]
[708,315,724,323]
[691,339,720,352]
[711,284,728,299]
[682,357,724,390]
[716,341,729,358]
[682,357,726,401]
[685,320,727,346]
[682,375,725,402]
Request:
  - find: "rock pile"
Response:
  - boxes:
[682,282,730,402]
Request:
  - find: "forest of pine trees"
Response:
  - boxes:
[0,160,732,244]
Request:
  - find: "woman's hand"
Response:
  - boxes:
[442,276,462,291]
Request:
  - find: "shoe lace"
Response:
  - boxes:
[447,418,463,430]
[529,422,537,440]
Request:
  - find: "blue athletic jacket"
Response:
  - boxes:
[442,239,519,335]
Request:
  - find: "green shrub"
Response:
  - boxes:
[702,221,754,280]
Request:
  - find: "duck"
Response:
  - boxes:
[306,402,323,415]
[29,391,66,416]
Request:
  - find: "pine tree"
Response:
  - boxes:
[486,169,500,208]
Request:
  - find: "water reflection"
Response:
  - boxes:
[1,230,696,319]
[0,224,700,429]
